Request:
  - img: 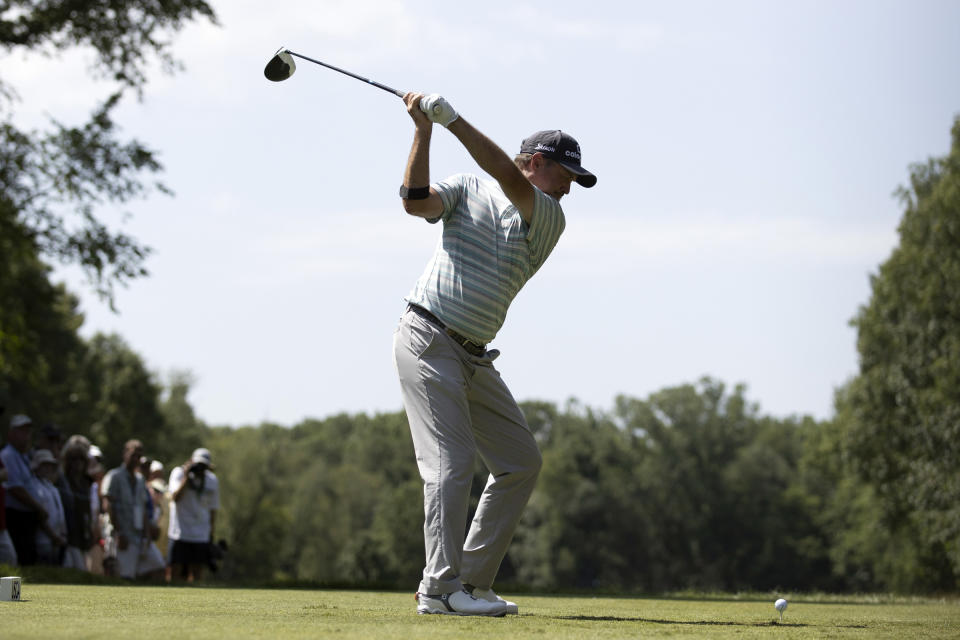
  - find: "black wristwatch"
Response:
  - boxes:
[399,185,431,200]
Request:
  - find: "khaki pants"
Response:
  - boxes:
[115,536,166,579]
[394,307,541,596]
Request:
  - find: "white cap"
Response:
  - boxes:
[10,414,33,429]
[149,460,164,473]
[88,444,103,460]
[191,448,214,468]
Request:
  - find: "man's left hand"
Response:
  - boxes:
[419,94,459,127]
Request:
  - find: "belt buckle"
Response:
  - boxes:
[445,328,485,356]
[463,338,486,356]
[464,342,485,356]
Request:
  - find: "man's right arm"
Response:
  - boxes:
[170,466,189,502]
[399,92,444,219]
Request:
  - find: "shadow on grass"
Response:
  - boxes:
[520,590,944,607]
[553,615,809,627]
[553,615,867,629]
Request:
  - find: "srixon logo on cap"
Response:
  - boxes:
[535,143,556,153]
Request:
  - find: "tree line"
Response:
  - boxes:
[200,375,953,593]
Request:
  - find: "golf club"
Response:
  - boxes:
[264,47,443,119]
[264,47,405,97]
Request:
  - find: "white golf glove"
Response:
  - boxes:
[419,94,459,127]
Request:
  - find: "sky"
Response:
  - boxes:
[4,0,960,427]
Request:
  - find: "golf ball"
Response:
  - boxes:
[775,598,788,612]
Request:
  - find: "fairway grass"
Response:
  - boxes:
[2,584,958,639]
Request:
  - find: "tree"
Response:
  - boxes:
[517,400,656,590]
[842,116,960,590]
[207,424,296,582]
[157,370,208,463]
[0,0,217,302]
[799,394,927,592]
[1,1,218,444]
[78,332,166,467]
[513,381,832,592]
[616,380,827,591]
[0,236,86,418]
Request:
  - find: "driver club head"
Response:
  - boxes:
[264,48,296,82]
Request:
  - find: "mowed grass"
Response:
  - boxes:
[2,584,958,639]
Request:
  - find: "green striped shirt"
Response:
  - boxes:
[406,173,566,343]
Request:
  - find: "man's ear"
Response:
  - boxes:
[530,152,547,171]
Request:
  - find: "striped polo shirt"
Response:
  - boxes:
[405,173,566,343]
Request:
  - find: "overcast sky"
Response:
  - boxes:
[5,0,960,426]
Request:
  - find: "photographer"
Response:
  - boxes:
[166,448,219,583]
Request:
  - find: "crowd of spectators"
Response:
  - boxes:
[1,413,220,583]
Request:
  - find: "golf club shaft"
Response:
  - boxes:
[286,50,404,98]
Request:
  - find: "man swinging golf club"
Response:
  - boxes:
[394,92,596,616]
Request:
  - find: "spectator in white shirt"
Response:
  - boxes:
[166,448,220,583]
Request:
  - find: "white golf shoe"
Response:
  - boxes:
[467,587,519,615]
[416,589,507,616]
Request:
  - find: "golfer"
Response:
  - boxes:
[394,92,596,616]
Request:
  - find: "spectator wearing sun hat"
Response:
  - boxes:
[32,448,67,564]
[37,423,70,502]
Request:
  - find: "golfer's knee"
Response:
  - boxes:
[502,450,541,483]
[527,449,542,478]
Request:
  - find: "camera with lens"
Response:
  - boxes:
[187,462,207,492]
[208,538,228,572]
